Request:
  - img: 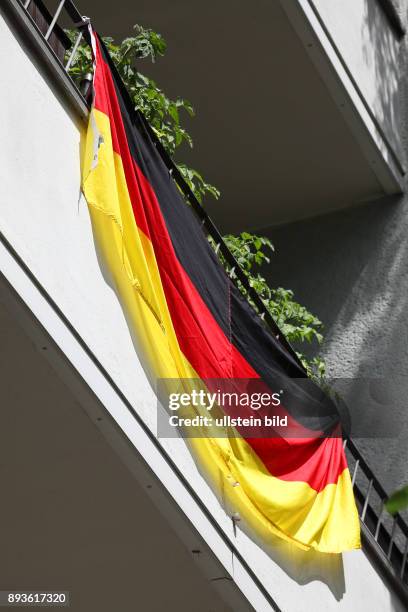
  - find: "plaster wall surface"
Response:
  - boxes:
[264,196,408,501]
[0,8,406,612]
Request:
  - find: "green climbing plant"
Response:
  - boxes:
[216,233,325,378]
[66,24,325,378]
[66,26,219,203]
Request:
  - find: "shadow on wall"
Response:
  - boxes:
[263,195,408,494]
[362,0,403,160]
[263,195,407,377]
[215,487,347,602]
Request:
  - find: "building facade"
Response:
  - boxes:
[1,1,408,610]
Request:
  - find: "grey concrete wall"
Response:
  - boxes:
[263,194,408,495]
[260,0,408,501]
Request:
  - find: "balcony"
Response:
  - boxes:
[1,0,408,610]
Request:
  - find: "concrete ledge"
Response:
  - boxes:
[1,0,88,122]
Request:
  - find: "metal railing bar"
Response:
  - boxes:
[395,515,408,541]
[23,0,31,8]
[388,517,397,559]
[44,0,66,41]
[63,0,84,23]
[346,439,408,539]
[347,440,379,488]
[401,538,408,579]
[361,479,373,522]
[351,459,360,487]
[375,504,384,541]
[65,29,82,71]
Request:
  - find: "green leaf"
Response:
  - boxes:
[168,103,179,124]
[386,485,408,514]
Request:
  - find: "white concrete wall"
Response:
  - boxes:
[0,10,405,612]
[311,0,403,162]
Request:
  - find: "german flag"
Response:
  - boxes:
[82,28,360,553]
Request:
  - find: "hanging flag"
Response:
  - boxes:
[82,28,360,553]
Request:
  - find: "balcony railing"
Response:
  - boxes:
[345,438,408,602]
[22,0,89,69]
[5,0,408,606]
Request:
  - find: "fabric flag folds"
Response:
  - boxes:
[82,28,360,553]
